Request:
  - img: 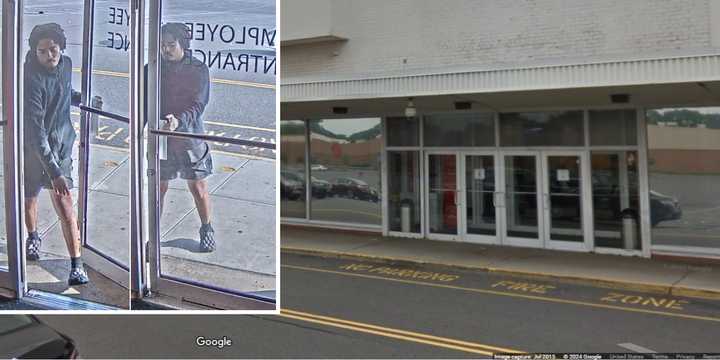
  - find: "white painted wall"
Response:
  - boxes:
[282,0,716,82]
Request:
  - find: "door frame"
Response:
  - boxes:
[541,150,592,252]
[424,151,461,241]
[0,0,25,298]
[459,151,501,245]
[77,0,131,289]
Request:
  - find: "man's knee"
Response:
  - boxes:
[187,179,209,198]
[25,196,39,208]
[50,193,76,221]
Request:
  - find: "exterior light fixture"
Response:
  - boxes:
[404,98,417,117]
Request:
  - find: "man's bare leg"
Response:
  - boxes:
[187,179,211,225]
[25,196,39,234]
[49,191,80,258]
[187,179,214,252]
[159,180,169,218]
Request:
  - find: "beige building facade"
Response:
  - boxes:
[281,0,720,260]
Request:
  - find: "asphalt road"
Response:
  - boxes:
[35,253,720,358]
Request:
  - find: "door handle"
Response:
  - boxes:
[543,193,550,210]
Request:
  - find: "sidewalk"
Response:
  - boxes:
[281,226,720,300]
[0,142,276,306]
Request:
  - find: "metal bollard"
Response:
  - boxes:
[401,203,411,233]
[621,209,637,250]
[90,95,103,139]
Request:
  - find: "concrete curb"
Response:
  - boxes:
[281,247,720,301]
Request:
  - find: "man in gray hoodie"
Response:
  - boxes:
[156,23,215,252]
[23,23,88,285]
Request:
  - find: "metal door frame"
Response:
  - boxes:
[459,151,501,245]
[0,0,26,298]
[424,151,460,241]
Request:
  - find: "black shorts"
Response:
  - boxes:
[24,161,74,198]
[160,143,213,181]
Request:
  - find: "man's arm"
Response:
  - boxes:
[24,75,63,179]
[174,64,209,132]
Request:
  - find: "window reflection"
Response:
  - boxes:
[309,118,382,225]
[424,113,495,147]
[647,108,720,249]
[388,151,421,233]
[500,111,584,147]
[592,152,641,250]
[280,120,306,218]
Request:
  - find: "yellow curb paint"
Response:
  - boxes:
[280,247,718,301]
[672,287,720,301]
[281,263,720,323]
[280,309,522,355]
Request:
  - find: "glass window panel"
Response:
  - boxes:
[87,0,132,269]
[388,151,420,233]
[281,120,307,218]
[428,154,457,234]
[505,155,539,239]
[591,151,642,250]
[424,113,495,147]
[589,109,637,146]
[465,155,496,236]
[546,155,583,242]
[157,0,277,301]
[647,108,720,249]
[386,117,419,147]
[500,111,584,147]
[309,118,382,225]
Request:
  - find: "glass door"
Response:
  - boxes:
[76,0,133,294]
[141,0,277,310]
[461,152,500,244]
[542,151,589,251]
[425,152,460,240]
[500,152,543,248]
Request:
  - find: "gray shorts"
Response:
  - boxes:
[160,143,213,181]
[24,159,74,198]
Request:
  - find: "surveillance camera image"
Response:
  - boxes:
[0,0,276,312]
[2,0,720,359]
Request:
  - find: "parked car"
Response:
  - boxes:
[0,315,79,358]
[311,176,332,198]
[333,177,379,202]
[281,171,305,200]
[649,190,682,226]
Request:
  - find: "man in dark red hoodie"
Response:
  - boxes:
[155,23,215,252]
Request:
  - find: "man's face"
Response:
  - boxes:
[161,36,185,62]
[35,38,61,70]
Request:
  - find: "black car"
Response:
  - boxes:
[649,190,682,226]
[0,315,79,359]
[311,176,332,199]
[281,171,305,200]
[332,177,379,202]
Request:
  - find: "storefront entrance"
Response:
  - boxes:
[425,150,590,251]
